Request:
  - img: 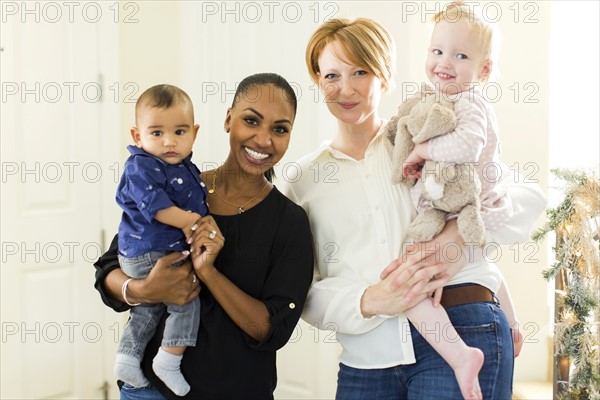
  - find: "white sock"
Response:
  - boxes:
[114,353,149,388]
[152,348,190,396]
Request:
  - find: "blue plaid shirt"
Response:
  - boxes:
[116,145,209,257]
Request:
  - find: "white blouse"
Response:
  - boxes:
[281,123,547,369]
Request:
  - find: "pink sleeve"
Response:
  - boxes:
[427,94,488,163]
[481,191,514,232]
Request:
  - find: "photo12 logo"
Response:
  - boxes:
[399,1,540,24]
[2,82,140,104]
[1,161,126,184]
[199,1,339,24]
[2,321,127,344]
[1,1,140,24]
[1,241,103,264]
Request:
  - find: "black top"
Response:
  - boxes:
[93,187,314,399]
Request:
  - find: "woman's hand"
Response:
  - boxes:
[362,219,468,317]
[361,252,450,318]
[188,215,225,280]
[397,219,468,301]
[128,251,200,305]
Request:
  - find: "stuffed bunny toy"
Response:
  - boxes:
[385,84,485,245]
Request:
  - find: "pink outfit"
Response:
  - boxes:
[412,89,512,231]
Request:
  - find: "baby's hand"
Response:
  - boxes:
[403,149,425,179]
[431,286,444,307]
[182,213,202,240]
[511,322,524,357]
[403,142,430,179]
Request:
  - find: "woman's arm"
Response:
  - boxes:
[362,253,451,317]
[485,176,547,244]
[188,216,272,341]
[301,223,456,334]
[190,209,313,348]
[93,234,200,310]
[301,255,450,335]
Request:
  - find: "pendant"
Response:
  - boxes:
[238,207,245,214]
[208,189,215,194]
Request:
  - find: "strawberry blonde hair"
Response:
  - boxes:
[305,18,396,91]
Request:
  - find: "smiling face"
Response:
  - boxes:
[224,83,295,178]
[131,100,199,165]
[317,41,384,127]
[426,19,491,96]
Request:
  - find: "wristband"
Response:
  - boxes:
[122,278,141,306]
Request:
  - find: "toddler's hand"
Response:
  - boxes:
[402,149,425,179]
[182,213,202,240]
[511,322,524,357]
[431,286,444,307]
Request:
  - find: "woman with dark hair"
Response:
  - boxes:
[93,73,314,400]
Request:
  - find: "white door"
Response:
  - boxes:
[0,9,114,399]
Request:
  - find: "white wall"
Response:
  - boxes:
[114,0,600,387]
[549,1,599,172]
[117,2,182,158]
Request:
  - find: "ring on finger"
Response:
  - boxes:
[208,230,217,239]
[192,274,197,283]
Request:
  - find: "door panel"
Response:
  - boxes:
[1,12,108,400]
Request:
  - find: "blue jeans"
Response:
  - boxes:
[336,302,514,399]
[118,251,200,359]
[120,383,165,400]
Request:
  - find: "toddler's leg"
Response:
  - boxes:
[155,295,199,396]
[406,299,484,400]
[114,353,149,388]
[116,253,165,388]
[153,346,190,396]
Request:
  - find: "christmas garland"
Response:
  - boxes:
[532,168,600,399]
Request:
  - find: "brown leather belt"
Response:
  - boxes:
[440,284,497,308]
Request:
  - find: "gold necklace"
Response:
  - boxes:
[209,168,269,214]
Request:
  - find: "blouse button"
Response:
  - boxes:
[289,303,296,309]
[177,178,183,184]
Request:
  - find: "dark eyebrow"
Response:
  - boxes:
[244,108,264,119]
[244,108,291,125]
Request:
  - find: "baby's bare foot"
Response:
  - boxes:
[453,347,484,399]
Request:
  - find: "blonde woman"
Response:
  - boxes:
[284,16,545,399]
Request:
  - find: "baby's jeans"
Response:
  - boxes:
[117,251,200,360]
